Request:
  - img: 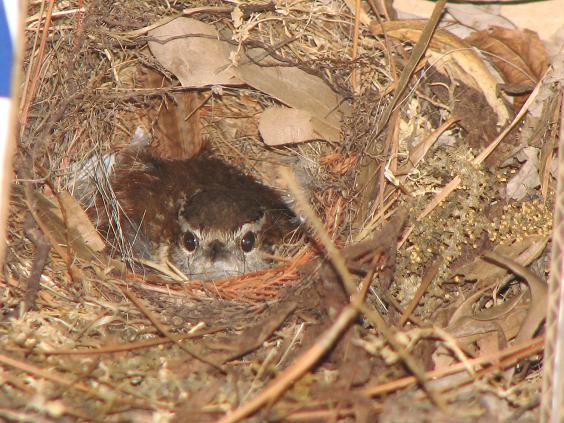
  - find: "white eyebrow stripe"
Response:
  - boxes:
[178,215,267,240]
[234,215,267,237]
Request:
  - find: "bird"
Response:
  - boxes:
[91,149,298,280]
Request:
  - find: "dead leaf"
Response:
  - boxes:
[148,18,242,87]
[398,116,459,180]
[14,184,126,273]
[446,297,527,346]
[436,236,548,365]
[147,18,348,140]
[483,250,547,345]
[506,146,541,200]
[370,20,511,126]
[57,191,106,252]
[436,240,548,371]
[433,289,527,371]
[452,234,548,284]
[476,331,501,357]
[235,48,349,134]
[259,107,340,144]
[466,27,549,109]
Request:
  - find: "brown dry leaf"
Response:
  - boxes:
[465,27,549,109]
[371,20,511,126]
[235,49,349,135]
[436,236,548,367]
[258,107,340,145]
[506,146,541,200]
[452,234,548,283]
[20,186,126,273]
[27,189,100,262]
[148,18,242,87]
[483,250,548,346]
[476,332,501,357]
[433,293,527,370]
[446,294,527,345]
[56,191,106,252]
[446,4,513,32]
[148,18,348,140]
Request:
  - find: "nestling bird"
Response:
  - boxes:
[93,150,297,280]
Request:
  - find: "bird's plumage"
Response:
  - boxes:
[93,151,297,279]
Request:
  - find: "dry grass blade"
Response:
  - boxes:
[43,327,225,355]
[400,259,441,326]
[356,0,446,228]
[374,0,446,137]
[351,0,362,95]
[20,0,55,127]
[22,215,50,310]
[361,336,544,397]
[22,185,82,281]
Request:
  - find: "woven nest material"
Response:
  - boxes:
[3,0,558,421]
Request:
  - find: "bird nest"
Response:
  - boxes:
[3,0,559,421]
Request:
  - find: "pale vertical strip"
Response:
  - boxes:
[0,0,22,269]
[2,0,19,39]
[541,88,564,423]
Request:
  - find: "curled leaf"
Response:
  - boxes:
[148,18,242,87]
[259,107,340,145]
[466,27,549,109]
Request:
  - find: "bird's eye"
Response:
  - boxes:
[240,231,256,253]
[183,231,199,252]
